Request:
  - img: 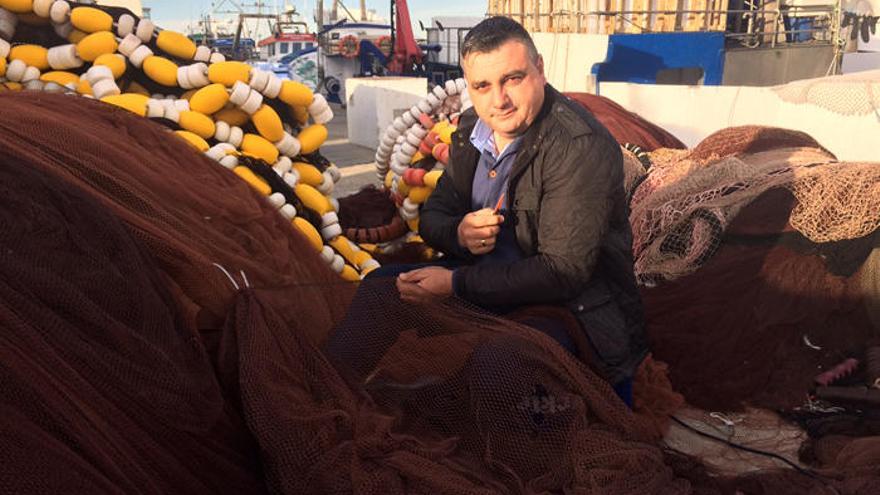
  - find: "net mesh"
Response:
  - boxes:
[630,126,880,284]
[772,70,880,116]
[0,91,349,344]
[0,151,267,494]
[2,92,880,494]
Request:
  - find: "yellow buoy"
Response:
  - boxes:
[40,71,80,86]
[251,104,284,142]
[76,79,93,96]
[178,111,216,139]
[292,162,323,187]
[156,30,197,60]
[240,133,279,164]
[189,83,229,114]
[423,170,443,189]
[142,56,179,87]
[340,264,360,282]
[174,130,211,152]
[329,236,357,264]
[278,80,313,107]
[294,183,332,214]
[100,93,149,117]
[384,170,394,189]
[207,61,251,87]
[70,7,113,33]
[9,44,49,70]
[298,124,327,154]
[214,105,250,127]
[76,31,118,62]
[233,166,272,196]
[0,0,33,14]
[407,186,433,204]
[93,53,126,79]
[292,217,323,252]
[352,250,372,268]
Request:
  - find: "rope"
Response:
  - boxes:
[668,414,841,494]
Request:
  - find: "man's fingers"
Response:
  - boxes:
[466,237,496,255]
[397,279,433,304]
[462,226,499,246]
[398,268,425,282]
[473,208,495,217]
[478,225,501,238]
[468,213,503,228]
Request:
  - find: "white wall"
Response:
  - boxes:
[600,79,880,162]
[532,33,609,93]
[345,77,428,149]
[843,52,880,73]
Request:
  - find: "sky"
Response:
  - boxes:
[144,0,487,39]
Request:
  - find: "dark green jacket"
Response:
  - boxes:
[420,85,647,383]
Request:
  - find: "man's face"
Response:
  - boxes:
[461,39,546,140]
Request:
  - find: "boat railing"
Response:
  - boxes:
[491,3,839,49]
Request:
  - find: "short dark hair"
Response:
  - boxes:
[460,16,539,63]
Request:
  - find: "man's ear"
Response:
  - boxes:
[535,54,546,83]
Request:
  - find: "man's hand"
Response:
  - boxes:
[457,208,504,255]
[396,267,454,304]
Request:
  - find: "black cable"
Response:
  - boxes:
[668,414,840,493]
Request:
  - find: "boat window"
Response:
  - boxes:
[280,42,289,53]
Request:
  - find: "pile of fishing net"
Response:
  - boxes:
[0,0,380,280]
[618,125,880,494]
[0,89,687,494]
[4,86,880,493]
[628,126,880,412]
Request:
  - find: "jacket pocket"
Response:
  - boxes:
[567,281,629,366]
[513,190,539,254]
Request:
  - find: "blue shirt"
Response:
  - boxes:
[467,119,524,264]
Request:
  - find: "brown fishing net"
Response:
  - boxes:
[0,91,350,344]
[3,92,880,494]
[564,92,687,151]
[0,158,266,494]
[629,126,880,283]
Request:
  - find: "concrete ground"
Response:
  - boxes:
[320,103,382,198]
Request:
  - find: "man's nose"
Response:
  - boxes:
[491,86,509,108]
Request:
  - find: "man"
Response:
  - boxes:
[391,16,647,403]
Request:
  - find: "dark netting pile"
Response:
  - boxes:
[563,92,687,151]
[2,91,880,494]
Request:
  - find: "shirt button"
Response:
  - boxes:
[488,170,497,178]
[576,304,585,312]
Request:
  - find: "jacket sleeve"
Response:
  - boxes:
[454,133,623,306]
[419,164,475,261]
